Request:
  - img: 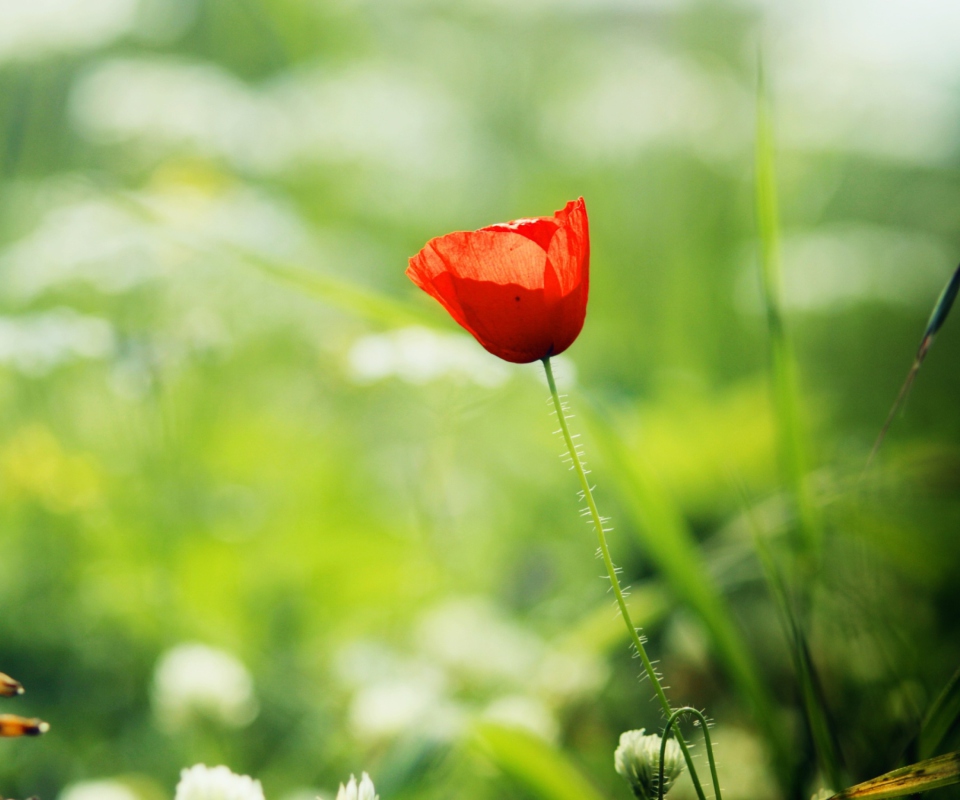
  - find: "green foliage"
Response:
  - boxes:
[584,403,791,786]
[475,723,608,800]
[0,3,958,800]
[920,667,960,760]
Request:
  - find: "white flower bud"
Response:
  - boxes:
[614,729,684,800]
[336,773,378,800]
[175,764,265,800]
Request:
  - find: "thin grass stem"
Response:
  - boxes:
[733,476,844,789]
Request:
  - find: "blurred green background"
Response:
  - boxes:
[1,1,959,799]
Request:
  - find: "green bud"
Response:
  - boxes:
[614,729,684,800]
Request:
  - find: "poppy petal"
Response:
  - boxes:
[410,231,550,290]
[445,275,555,363]
[406,198,590,363]
[482,216,559,252]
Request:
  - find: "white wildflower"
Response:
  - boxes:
[175,764,264,800]
[415,598,542,686]
[152,643,258,730]
[335,773,378,800]
[58,779,139,800]
[614,729,684,800]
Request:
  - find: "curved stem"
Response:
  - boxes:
[660,707,722,800]
[542,357,706,800]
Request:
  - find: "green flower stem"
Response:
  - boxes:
[541,357,707,800]
[660,707,722,800]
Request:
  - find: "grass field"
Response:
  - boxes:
[0,2,959,799]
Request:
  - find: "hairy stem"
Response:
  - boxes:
[661,707,722,800]
[542,357,706,800]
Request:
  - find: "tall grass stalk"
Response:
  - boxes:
[755,61,822,558]
[754,59,848,788]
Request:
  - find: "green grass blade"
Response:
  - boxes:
[866,263,960,469]
[919,665,960,759]
[582,403,793,788]
[475,723,609,800]
[735,476,844,787]
[923,262,960,340]
[230,245,447,330]
[754,58,822,556]
[747,508,844,788]
[794,628,845,788]
[828,752,960,800]
[116,188,448,331]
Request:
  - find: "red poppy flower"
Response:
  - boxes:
[406,198,590,364]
